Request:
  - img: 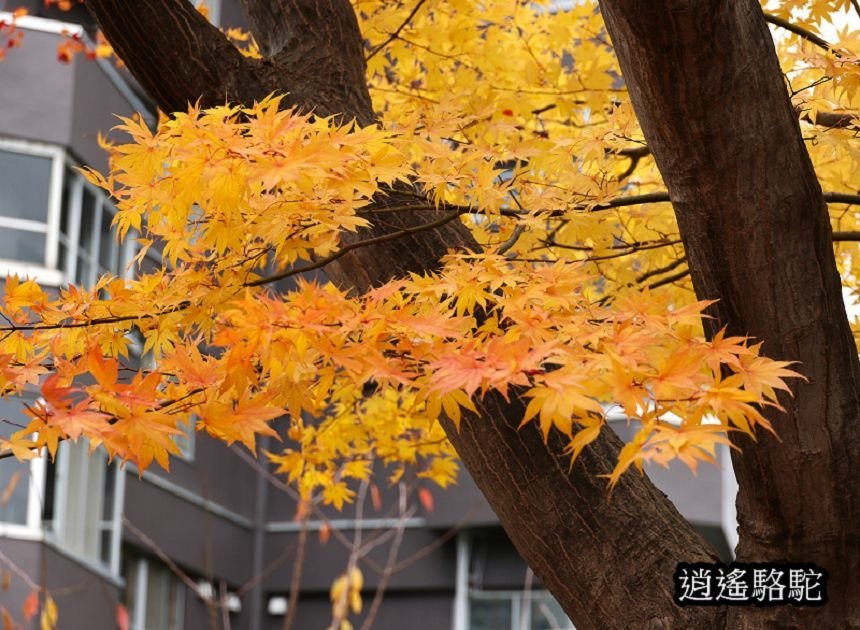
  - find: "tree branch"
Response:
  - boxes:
[763,12,832,52]
[85,0,259,114]
[86,0,375,124]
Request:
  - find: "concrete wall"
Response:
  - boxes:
[124,476,255,585]
[0,538,120,630]
[0,24,142,173]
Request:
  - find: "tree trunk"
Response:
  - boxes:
[599,0,860,627]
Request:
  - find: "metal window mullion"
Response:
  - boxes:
[66,177,84,283]
[134,558,149,630]
[122,231,138,280]
[25,442,46,533]
[53,441,71,542]
[105,206,119,275]
[109,464,125,575]
[174,575,186,630]
[511,596,521,630]
[0,217,50,232]
[45,150,64,269]
[453,533,470,630]
[88,198,103,286]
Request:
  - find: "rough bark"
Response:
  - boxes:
[441,393,723,630]
[80,1,767,628]
[599,0,860,627]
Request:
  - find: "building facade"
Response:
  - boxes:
[0,4,737,629]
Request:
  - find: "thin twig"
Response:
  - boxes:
[359,484,413,630]
[329,481,369,630]
[219,581,232,630]
[247,209,465,287]
[635,256,687,284]
[282,507,310,630]
[365,0,429,61]
[647,268,690,291]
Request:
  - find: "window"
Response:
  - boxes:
[0,396,50,537]
[44,440,125,574]
[173,418,196,461]
[455,532,576,630]
[0,395,125,569]
[0,399,35,527]
[123,552,185,630]
[470,591,574,630]
[0,137,134,286]
[0,138,64,283]
[59,164,136,286]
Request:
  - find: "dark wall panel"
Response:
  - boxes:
[124,476,255,583]
[69,51,141,173]
[263,528,457,593]
[44,546,121,629]
[263,592,454,630]
[0,538,120,630]
[143,435,264,520]
[0,29,74,148]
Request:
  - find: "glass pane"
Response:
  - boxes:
[42,457,57,525]
[530,595,575,630]
[0,229,46,265]
[471,598,512,630]
[100,529,112,565]
[167,575,182,630]
[0,399,30,525]
[99,207,117,272]
[61,442,106,561]
[58,241,68,274]
[0,148,52,221]
[60,167,74,237]
[146,563,172,630]
[174,420,195,460]
[75,255,91,285]
[79,189,97,255]
[122,557,139,625]
[102,463,116,521]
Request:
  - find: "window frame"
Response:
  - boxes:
[0,137,134,287]
[0,137,65,285]
[453,532,576,630]
[45,440,126,576]
[126,553,186,630]
[468,589,575,630]
[0,392,51,539]
[60,156,135,286]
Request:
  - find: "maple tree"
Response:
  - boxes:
[0,0,859,627]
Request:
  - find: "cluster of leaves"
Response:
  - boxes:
[330,567,364,628]
[0,0,855,507]
[0,587,57,630]
[0,96,801,504]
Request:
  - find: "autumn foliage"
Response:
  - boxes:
[0,0,857,628]
[0,0,856,512]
